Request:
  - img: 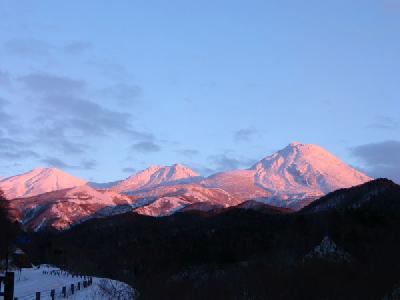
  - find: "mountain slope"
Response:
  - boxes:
[131,183,242,216]
[8,185,131,231]
[201,170,271,200]
[113,164,201,193]
[0,168,86,199]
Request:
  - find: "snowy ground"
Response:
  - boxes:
[1,265,135,299]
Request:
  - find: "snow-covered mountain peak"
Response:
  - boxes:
[273,142,325,157]
[0,167,87,199]
[251,142,371,199]
[146,165,162,171]
[170,163,199,175]
[289,141,302,147]
[26,167,59,176]
[113,164,201,193]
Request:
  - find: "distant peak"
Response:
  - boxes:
[1,167,86,199]
[284,142,325,153]
[142,165,161,172]
[289,141,302,147]
[31,167,59,173]
[32,167,46,171]
[172,163,190,169]
[113,163,199,193]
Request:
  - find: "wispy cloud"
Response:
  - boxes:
[367,115,399,130]
[15,71,155,168]
[19,72,153,142]
[41,156,97,170]
[4,39,93,59]
[0,98,13,127]
[81,159,97,170]
[1,39,158,175]
[131,141,161,153]
[176,149,199,158]
[64,41,92,55]
[233,128,259,142]
[19,72,85,95]
[97,83,142,104]
[351,140,400,183]
[0,98,21,134]
[208,153,256,172]
[0,150,38,160]
[41,157,73,169]
[0,137,39,160]
[0,70,11,87]
[36,94,134,135]
[87,58,129,80]
[4,38,54,58]
[122,167,137,174]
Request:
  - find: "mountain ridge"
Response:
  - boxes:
[112,164,202,193]
[2,142,376,230]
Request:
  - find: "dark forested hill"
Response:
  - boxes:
[25,179,400,299]
[302,178,400,215]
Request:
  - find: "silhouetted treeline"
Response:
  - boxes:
[0,190,19,262]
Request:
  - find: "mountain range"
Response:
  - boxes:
[0,142,372,231]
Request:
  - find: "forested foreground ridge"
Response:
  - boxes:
[14,179,400,299]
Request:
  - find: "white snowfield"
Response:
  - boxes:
[3,265,135,300]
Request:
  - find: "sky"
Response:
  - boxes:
[0,0,399,183]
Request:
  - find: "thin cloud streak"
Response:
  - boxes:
[19,73,86,95]
[64,41,92,55]
[131,141,161,153]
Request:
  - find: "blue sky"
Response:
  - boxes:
[0,0,399,182]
